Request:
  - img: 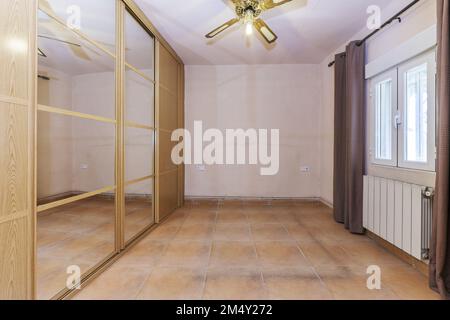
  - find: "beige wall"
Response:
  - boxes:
[185,64,322,198]
[318,0,437,204]
[37,66,73,199]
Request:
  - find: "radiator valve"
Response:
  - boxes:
[423,187,434,199]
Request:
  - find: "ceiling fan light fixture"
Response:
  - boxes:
[244,9,255,36]
[245,21,253,36]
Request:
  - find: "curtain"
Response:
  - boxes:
[344,41,366,234]
[333,41,366,234]
[430,0,450,300]
[333,53,347,224]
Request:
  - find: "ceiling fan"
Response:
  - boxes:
[38,0,91,61]
[206,0,298,44]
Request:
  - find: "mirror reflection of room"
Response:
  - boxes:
[36,0,155,299]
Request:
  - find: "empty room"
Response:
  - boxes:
[1,0,449,307]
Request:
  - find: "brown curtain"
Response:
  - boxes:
[333,53,347,224]
[333,41,366,234]
[430,0,450,300]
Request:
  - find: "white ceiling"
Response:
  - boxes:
[38,0,154,76]
[135,0,392,65]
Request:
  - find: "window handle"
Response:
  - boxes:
[394,111,402,129]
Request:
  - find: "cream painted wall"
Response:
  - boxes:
[37,66,73,199]
[185,64,322,198]
[318,0,437,204]
[71,72,116,192]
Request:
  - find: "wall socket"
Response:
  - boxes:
[300,166,311,173]
[195,164,207,172]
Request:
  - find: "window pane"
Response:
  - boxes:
[375,79,392,161]
[404,63,428,163]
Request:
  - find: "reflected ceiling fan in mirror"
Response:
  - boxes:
[38,0,91,61]
[206,0,304,44]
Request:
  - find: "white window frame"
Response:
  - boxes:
[397,51,436,172]
[369,69,398,167]
[368,49,436,173]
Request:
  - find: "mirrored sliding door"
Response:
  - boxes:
[123,9,156,243]
[36,0,157,299]
[36,0,117,299]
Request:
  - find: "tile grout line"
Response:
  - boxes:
[249,216,269,299]
[200,201,218,300]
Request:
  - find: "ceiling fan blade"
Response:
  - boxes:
[38,0,54,12]
[205,18,240,38]
[38,48,47,57]
[38,34,81,48]
[260,0,293,10]
[39,18,92,61]
[254,19,278,44]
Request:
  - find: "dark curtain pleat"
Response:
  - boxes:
[333,53,347,224]
[430,0,450,300]
[344,41,366,234]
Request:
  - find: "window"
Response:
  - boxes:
[370,50,436,172]
[372,69,397,166]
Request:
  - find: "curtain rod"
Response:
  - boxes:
[327,0,421,68]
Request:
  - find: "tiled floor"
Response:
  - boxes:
[37,196,153,300]
[72,199,439,300]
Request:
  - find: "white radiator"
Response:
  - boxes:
[363,175,434,260]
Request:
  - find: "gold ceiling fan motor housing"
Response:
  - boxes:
[205,0,297,44]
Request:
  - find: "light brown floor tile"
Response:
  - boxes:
[143,224,180,241]
[251,224,292,241]
[37,198,437,300]
[299,241,355,267]
[37,258,91,300]
[115,241,167,267]
[209,241,258,267]
[137,267,205,300]
[204,268,267,300]
[285,224,316,242]
[73,264,151,300]
[216,210,249,224]
[255,241,310,267]
[381,265,439,300]
[262,267,333,300]
[184,211,217,225]
[316,266,399,300]
[247,212,279,224]
[160,215,187,228]
[274,212,299,225]
[339,241,406,267]
[214,224,252,241]
[174,224,214,241]
[158,241,211,267]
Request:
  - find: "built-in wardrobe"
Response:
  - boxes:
[0,0,184,300]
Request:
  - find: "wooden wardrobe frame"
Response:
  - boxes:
[0,0,184,300]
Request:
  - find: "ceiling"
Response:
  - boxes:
[135,0,392,65]
[38,0,154,76]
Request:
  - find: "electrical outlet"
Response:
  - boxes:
[196,164,206,172]
[300,166,310,173]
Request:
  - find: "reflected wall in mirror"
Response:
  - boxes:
[36,0,116,300]
[124,9,156,243]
